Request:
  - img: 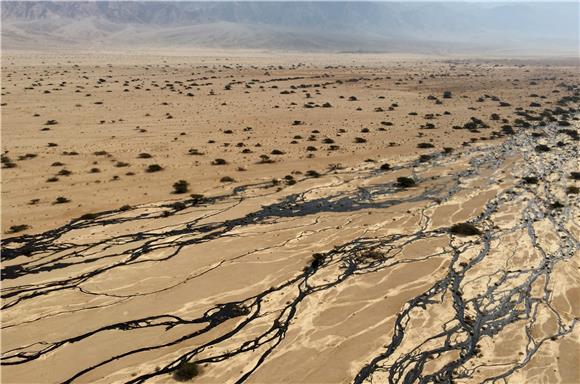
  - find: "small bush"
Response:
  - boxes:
[397,177,415,188]
[79,213,99,220]
[501,125,515,135]
[173,180,189,194]
[146,164,163,173]
[6,224,29,234]
[305,170,320,178]
[417,142,434,149]
[172,362,199,382]
[188,148,203,156]
[523,176,539,184]
[211,158,227,165]
[450,223,481,236]
[54,196,70,204]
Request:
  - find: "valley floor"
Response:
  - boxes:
[1,53,579,383]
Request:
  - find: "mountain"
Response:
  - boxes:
[1,1,578,54]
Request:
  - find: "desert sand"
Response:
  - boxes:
[1,52,579,383]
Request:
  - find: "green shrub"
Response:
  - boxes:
[146,164,163,173]
[172,362,199,382]
[397,177,415,188]
[450,223,481,236]
[173,180,189,194]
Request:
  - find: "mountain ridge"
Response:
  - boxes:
[2,1,578,54]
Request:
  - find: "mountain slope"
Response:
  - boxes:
[1,1,578,53]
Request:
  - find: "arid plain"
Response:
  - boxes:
[2,52,580,383]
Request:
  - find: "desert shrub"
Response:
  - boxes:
[417,142,434,149]
[211,158,227,165]
[309,253,325,269]
[79,213,99,220]
[188,148,203,155]
[173,180,189,194]
[1,155,16,168]
[443,91,452,99]
[137,153,152,159]
[397,177,415,188]
[380,163,391,171]
[169,202,187,211]
[501,125,515,135]
[450,223,481,236]
[172,362,199,382]
[17,153,37,160]
[190,194,205,203]
[354,137,366,143]
[6,224,29,233]
[305,170,320,178]
[54,196,70,204]
[220,176,235,183]
[145,164,163,173]
[258,155,274,164]
[523,176,539,184]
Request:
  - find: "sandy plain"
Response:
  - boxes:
[1,52,579,383]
